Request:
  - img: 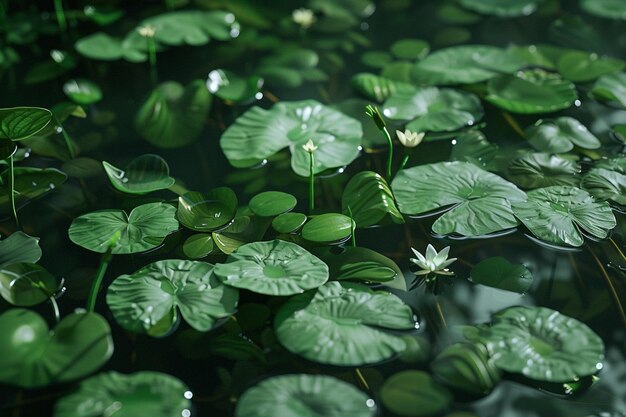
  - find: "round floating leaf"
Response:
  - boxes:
[0,231,41,268]
[135,80,212,148]
[380,370,452,417]
[301,213,354,243]
[0,137,17,159]
[182,233,214,258]
[53,371,191,417]
[526,117,600,153]
[141,10,239,46]
[580,0,626,20]
[383,86,483,133]
[214,240,328,296]
[177,188,238,232]
[220,100,362,176]
[102,154,175,195]
[467,306,604,382]
[458,0,544,17]
[412,45,524,85]
[272,212,307,234]
[582,168,626,205]
[0,263,57,306]
[0,167,67,217]
[381,61,414,83]
[557,51,624,82]
[591,72,626,108]
[257,49,323,88]
[486,69,578,114]
[512,186,616,247]
[390,38,430,60]
[275,282,415,366]
[62,79,103,105]
[206,69,262,103]
[351,73,412,103]
[107,259,238,336]
[431,343,501,397]
[342,171,404,227]
[75,32,147,62]
[506,153,581,189]
[69,202,179,254]
[249,191,297,217]
[361,50,393,68]
[0,308,113,388]
[0,107,52,141]
[392,162,526,236]
[236,374,376,417]
[469,256,533,293]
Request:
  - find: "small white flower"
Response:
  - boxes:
[302,139,318,153]
[292,8,316,29]
[397,129,425,148]
[137,25,156,38]
[410,244,456,276]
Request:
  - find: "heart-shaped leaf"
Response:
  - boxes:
[469,256,533,293]
[0,167,67,217]
[177,187,238,232]
[0,263,57,306]
[506,152,581,189]
[0,231,41,268]
[526,117,600,153]
[0,107,52,141]
[102,154,175,195]
[342,171,404,227]
[582,167,626,205]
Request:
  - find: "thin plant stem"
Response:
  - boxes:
[308,152,315,213]
[609,238,626,262]
[434,296,448,330]
[86,247,114,312]
[587,245,626,330]
[49,296,60,323]
[399,151,410,172]
[8,154,19,230]
[147,36,157,86]
[354,368,370,392]
[501,111,525,138]
[53,0,67,32]
[55,118,76,159]
[168,181,190,196]
[383,126,393,181]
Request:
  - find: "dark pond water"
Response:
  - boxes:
[1,1,625,416]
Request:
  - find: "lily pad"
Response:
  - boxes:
[135,80,212,148]
[140,10,239,46]
[506,153,581,189]
[0,308,113,388]
[390,38,430,60]
[256,49,325,88]
[582,168,626,205]
[383,86,483,133]
[392,162,526,236]
[526,117,600,153]
[557,51,624,82]
[486,69,578,114]
[272,212,307,234]
[206,69,263,103]
[301,213,355,243]
[75,32,147,62]
[177,188,238,232]
[213,240,328,296]
[102,154,175,195]
[107,259,238,336]
[361,51,393,68]
[0,263,57,306]
[580,0,626,20]
[380,370,452,417]
[220,100,362,176]
[351,73,412,103]
[0,231,41,268]
[53,371,191,417]
[235,374,376,417]
[342,171,404,227]
[591,72,626,108]
[182,233,214,258]
[274,282,415,366]
[0,107,52,141]
[62,79,103,105]
[469,256,533,293]
[412,45,524,85]
[458,0,544,17]
[512,186,616,247]
[249,191,297,217]
[68,202,179,254]
[466,306,604,382]
[0,167,67,216]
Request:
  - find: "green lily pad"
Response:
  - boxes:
[235,374,376,417]
[466,306,604,382]
[580,0,626,20]
[0,263,57,306]
[275,282,415,366]
[506,153,581,189]
[512,186,616,247]
[301,213,355,243]
[458,0,544,17]
[582,168,626,205]
[62,79,103,105]
[380,370,452,417]
[0,231,41,268]
[486,69,578,114]
[220,100,362,176]
[351,73,412,103]
[214,240,328,295]
[206,69,262,103]
[68,202,179,254]
[596,155,626,173]
[249,191,297,217]
[272,212,307,234]
[182,233,214,258]
[140,10,239,46]
[75,32,147,62]
[177,188,238,232]
[557,51,624,82]
[469,256,533,293]
[0,167,67,216]
[0,308,113,388]
[392,162,526,236]
[107,259,238,336]
[450,131,499,170]
[390,38,430,60]
[342,171,404,227]
[412,45,524,85]
[256,49,325,88]
[526,117,600,153]
[102,154,175,195]
[383,86,483,133]
[0,107,52,141]
[591,72,626,108]
[135,80,212,148]
[361,50,393,68]
[53,371,191,417]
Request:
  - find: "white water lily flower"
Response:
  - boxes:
[410,244,456,276]
[302,139,318,153]
[292,8,316,29]
[397,129,425,148]
[137,25,156,38]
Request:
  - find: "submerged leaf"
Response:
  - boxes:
[102,154,175,195]
[469,256,533,293]
[380,370,452,417]
[506,152,581,189]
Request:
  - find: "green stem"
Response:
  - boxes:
[86,248,114,312]
[53,0,67,32]
[147,36,157,86]
[50,296,60,323]
[308,152,315,213]
[168,181,190,196]
[347,205,356,247]
[8,154,19,230]
[399,148,411,172]
[55,119,76,159]
[383,126,393,181]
